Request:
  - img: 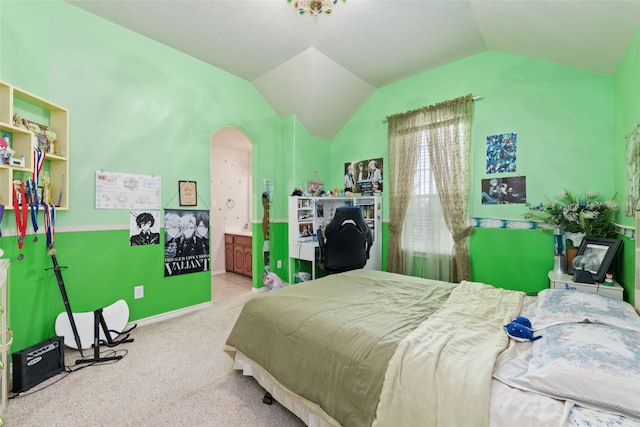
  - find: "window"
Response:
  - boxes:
[388,94,473,281]
[405,131,453,255]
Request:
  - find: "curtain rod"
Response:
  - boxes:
[382,95,483,123]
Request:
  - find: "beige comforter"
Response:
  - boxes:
[373,281,524,427]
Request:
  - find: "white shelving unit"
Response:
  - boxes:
[288,196,381,282]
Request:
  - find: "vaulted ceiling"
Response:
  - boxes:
[67,0,640,139]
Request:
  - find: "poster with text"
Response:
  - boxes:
[164,209,210,276]
[486,133,517,174]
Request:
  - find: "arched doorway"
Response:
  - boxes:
[210,127,253,276]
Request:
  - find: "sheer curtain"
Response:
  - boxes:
[402,139,453,281]
[386,94,474,282]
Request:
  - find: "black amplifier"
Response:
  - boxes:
[12,336,65,393]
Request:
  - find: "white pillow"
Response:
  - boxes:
[528,289,640,333]
[568,405,640,426]
[493,323,640,418]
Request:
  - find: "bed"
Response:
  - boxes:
[224,269,640,427]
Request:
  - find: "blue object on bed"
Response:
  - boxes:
[504,321,542,342]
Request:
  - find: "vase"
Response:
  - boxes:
[553,228,566,274]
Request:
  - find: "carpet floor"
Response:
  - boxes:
[6,273,306,427]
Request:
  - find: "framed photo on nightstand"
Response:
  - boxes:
[568,237,622,284]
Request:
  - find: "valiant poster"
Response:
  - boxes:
[164,209,210,276]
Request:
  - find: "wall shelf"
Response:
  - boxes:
[0,81,69,210]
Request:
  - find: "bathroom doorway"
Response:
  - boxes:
[210,127,253,278]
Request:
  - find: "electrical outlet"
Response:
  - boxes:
[134,285,144,299]
[277,260,282,268]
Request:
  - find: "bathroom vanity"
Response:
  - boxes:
[225,229,252,278]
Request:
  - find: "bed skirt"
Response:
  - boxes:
[227,348,342,427]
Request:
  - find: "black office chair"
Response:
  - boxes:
[317,206,373,274]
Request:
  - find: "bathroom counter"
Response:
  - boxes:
[224,226,252,237]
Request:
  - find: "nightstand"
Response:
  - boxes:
[548,271,624,300]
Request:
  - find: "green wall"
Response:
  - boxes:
[291,116,332,194]
[270,116,331,283]
[0,1,286,352]
[330,50,629,295]
[332,51,614,219]
[614,25,640,229]
[2,0,639,352]
[612,24,640,304]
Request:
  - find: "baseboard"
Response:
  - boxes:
[128,302,212,328]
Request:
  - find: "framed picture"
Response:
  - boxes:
[179,181,197,206]
[568,237,622,283]
[307,181,324,195]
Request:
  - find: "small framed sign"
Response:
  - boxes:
[306,181,324,195]
[9,157,24,168]
[179,181,197,206]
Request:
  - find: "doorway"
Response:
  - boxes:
[210,127,253,279]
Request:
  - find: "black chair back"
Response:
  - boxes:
[317,206,372,273]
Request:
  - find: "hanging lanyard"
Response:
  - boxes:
[32,148,45,183]
[31,149,45,238]
[43,203,55,250]
[12,180,27,260]
[26,179,39,241]
[24,149,46,242]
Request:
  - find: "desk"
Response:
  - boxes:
[288,196,382,283]
[289,241,320,283]
[548,271,623,300]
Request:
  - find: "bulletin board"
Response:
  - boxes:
[96,171,162,210]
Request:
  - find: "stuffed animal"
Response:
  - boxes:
[504,316,542,342]
[263,272,288,291]
[511,316,532,329]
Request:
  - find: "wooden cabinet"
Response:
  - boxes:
[224,235,234,272]
[225,234,252,278]
[0,82,69,210]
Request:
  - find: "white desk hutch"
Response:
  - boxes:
[288,196,381,283]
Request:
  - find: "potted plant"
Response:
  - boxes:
[524,190,619,270]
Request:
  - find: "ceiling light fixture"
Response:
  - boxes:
[289,0,343,16]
